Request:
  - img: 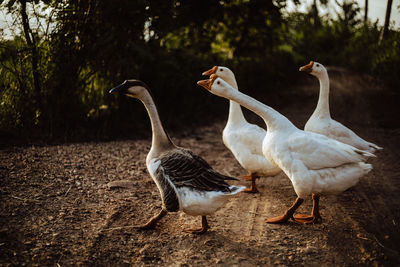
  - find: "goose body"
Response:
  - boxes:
[300,61,382,153]
[263,126,372,197]
[110,80,244,233]
[223,121,279,176]
[198,76,374,224]
[203,66,280,193]
[146,148,243,216]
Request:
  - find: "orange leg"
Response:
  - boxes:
[243,173,253,181]
[184,216,209,234]
[293,194,322,224]
[136,209,167,230]
[243,173,259,193]
[266,197,304,223]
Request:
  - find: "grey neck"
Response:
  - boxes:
[140,91,174,153]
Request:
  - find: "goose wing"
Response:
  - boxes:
[325,119,354,140]
[328,119,382,150]
[224,123,265,157]
[234,123,266,152]
[287,130,374,170]
[156,148,237,192]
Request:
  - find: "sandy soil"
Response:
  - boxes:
[1,70,399,266]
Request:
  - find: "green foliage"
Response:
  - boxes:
[0,37,36,132]
[287,1,400,88]
[0,0,399,141]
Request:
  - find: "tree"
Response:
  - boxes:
[336,0,361,29]
[364,0,368,23]
[311,0,329,28]
[380,0,393,42]
[18,0,42,112]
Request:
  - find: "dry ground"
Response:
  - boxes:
[1,70,399,266]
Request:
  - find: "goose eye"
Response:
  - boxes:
[316,64,320,67]
[220,69,223,71]
[217,81,220,84]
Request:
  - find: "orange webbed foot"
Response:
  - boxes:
[243,187,259,194]
[183,227,208,235]
[135,209,167,230]
[184,216,209,234]
[243,174,253,181]
[293,214,322,224]
[265,213,292,224]
[266,197,304,224]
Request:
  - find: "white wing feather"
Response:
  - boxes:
[288,130,374,170]
[223,122,280,175]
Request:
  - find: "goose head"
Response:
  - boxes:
[197,74,234,98]
[202,66,236,88]
[299,61,327,78]
[109,79,149,99]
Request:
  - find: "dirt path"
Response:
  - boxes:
[1,71,399,266]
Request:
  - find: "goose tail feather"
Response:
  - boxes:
[368,142,383,152]
[355,148,376,159]
[228,185,246,194]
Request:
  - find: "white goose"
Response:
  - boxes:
[198,75,374,224]
[300,61,382,153]
[110,80,245,234]
[202,66,281,193]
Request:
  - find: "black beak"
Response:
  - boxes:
[109,82,128,94]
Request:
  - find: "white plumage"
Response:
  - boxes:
[198,75,374,224]
[223,123,279,175]
[147,157,244,217]
[266,129,374,198]
[202,66,280,193]
[300,61,382,153]
[176,186,244,216]
[111,79,245,234]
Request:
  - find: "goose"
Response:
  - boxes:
[202,66,281,193]
[109,80,245,234]
[197,75,374,224]
[299,61,382,153]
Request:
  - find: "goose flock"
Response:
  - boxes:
[110,62,380,234]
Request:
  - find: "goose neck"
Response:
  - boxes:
[221,88,294,132]
[228,100,247,125]
[225,76,246,125]
[314,72,331,118]
[140,91,174,152]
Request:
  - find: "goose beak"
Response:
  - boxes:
[197,74,218,90]
[202,66,218,76]
[197,79,212,91]
[299,61,314,73]
[109,83,128,94]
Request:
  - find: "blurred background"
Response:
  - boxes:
[0,0,399,142]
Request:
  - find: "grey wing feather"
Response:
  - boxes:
[157,148,237,192]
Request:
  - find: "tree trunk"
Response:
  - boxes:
[364,0,368,23]
[19,0,42,113]
[380,0,393,42]
[312,0,320,28]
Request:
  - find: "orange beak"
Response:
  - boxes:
[202,66,218,76]
[299,61,314,73]
[197,74,217,91]
[197,79,211,91]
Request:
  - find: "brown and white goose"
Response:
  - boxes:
[110,80,245,234]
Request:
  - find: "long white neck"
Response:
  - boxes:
[218,88,295,132]
[313,71,331,118]
[225,77,247,125]
[140,91,174,153]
